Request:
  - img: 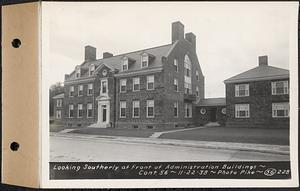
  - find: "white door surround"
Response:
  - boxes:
[95,96,111,128]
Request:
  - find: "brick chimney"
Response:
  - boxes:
[172,21,184,43]
[185,32,196,52]
[258,55,268,66]
[84,45,96,61]
[103,52,113,59]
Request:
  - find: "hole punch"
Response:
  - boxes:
[11,38,21,48]
[10,142,19,151]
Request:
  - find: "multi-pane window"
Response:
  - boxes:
[185,104,192,118]
[147,100,154,118]
[196,70,199,81]
[184,55,191,77]
[272,81,289,95]
[184,82,192,94]
[235,104,250,118]
[87,103,93,118]
[174,102,178,117]
[235,84,249,97]
[196,86,199,97]
[132,101,140,118]
[56,110,61,119]
[272,103,289,118]
[174,59,178,72]
[89,64,95,76]
[101,80,107,94]
[122,57,128,71]
[141,53,148,68]
[87,83,93,96]
[69,104,74,118]
[120,79,127,92]
[77,104,83,118]
[56,99,62,107]
[75,67,81,78]
[133,77,140,91]
[147,75,154,90]
[174,78,178,91]
[69,86,74,97]
[120,101,126,118]
[78,85,83,96]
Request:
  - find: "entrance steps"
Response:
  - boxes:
[204,122,221,127]
[88,123,110,128]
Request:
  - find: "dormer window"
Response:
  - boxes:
[89,64,95,76]
[141,53,149,68]
[75,66,81,78]
[122,57,128,71]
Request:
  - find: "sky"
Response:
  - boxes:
[42,2,295,98]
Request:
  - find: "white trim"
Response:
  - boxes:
[235,84,249,97]
[68,104,74,118]
[235,104,250,118]
[132,100,140,118]
[115,67,163,77]
[87,103,93,118]
[119,101,126,118]
[120,79,127,93]
[146,100,154,118]
[147,75,155,90]
[271,80,289,95]
[77,104,83,118]
[272,102,289,118]
[132,77,140,92]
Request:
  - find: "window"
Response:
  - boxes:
[120,79,127,93]
[196,70,199,81]
[147,100,154,118]
[133,77,140,91]
[174,102,178,117]
[174,78,178,91]
[89,64,95,76]
[272,103,289,118]
[75,66,80,78]
[272,81,289,95]
[56,110,61,119]
[184,55,191,77]
[147,75,154,90]
[235,84,249,97]
[120,101,126,118]
[78,104,83,118]
[69,104,74,118]
[132,101,140,118]
[235,104,250,118]
[174,59,178,72]
[78,85,83,96]
[184,82,192,94]
[101,80,107,94]
[87,103,93,118]
[196,86,199,97]
[56,99,62,107]
[185,104,192,118]
[141,53,148,68]
[122,57,128,71]
[87,83,93,96]
[69,86,74,97]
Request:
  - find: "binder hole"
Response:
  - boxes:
[10,142,19,151]
[11,39,21,48]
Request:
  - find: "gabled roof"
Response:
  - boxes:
[224,65,289,84]
[196,98,226,106]
[66,43,175,81]
[52,93,64,99]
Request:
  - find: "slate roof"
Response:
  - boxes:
[52,93,64,99]
[224,65,289,84]
[196,98,226,106]
[66,43,175,81]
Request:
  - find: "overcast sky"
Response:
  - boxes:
[42,2,295,98]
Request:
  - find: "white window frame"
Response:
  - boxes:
[184,82,192,94]
[89,64,95,76]
[141,53,149,68]
[174,59,178,72]
[78,85,83,97]
[101,79,108,95]
[56,99,62,107]
[184,55,192,77]
[87,83,93,96]
[132,100,140,118]
[147,75,154,90]
[120,101,126,118]
[196,70,199,81]
[272,81,289,95]
[147,100,155,118]
[235,84,249,97]
[75,67,81,78]
[196,86,199,97]
[69,86,74,97]
[56,110,61,119]
[133,77,140,92]
[235,104,250,118]
[272,102,289,118]
[87,103,93,118]
[77,104,83,118]
[174,102,178,117]
[122,57,128,71]
[69,104,74,118]
[185,103,192,118]
[120,79,127,93]
[174,78,178,92]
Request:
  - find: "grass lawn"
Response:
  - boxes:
[159,127,289,145]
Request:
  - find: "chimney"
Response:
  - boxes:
[84,45,96,61]
[103,52,113,59]
[258,55,268,66]
[172,21,184,43]
[185,32,196,52]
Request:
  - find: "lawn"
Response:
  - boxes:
[159,127,289,145]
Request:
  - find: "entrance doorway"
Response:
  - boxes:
[102,105,107,122]
[210,107,217,122]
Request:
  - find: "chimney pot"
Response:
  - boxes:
[172,21,184,43]
[84,45,96,61]
[258,55,268,66]
[103,52,114,59]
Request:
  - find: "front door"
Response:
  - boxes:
[102,105,107,122]
[210,107,217,122]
